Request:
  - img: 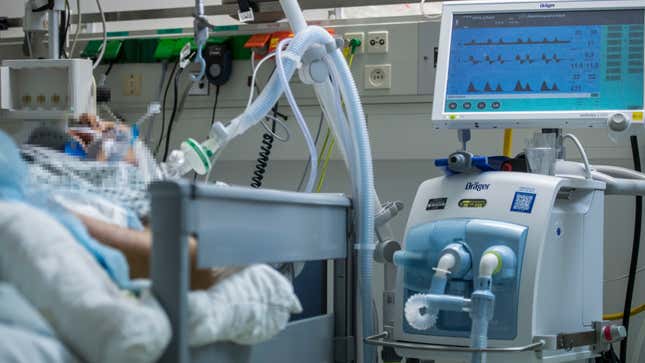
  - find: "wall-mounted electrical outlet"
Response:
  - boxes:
[123,73,142,97]
[365,64,392,89]
[343,32,365,53]
[189,75,210,96]
[367,30,389,53]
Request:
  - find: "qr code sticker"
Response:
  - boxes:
[511,192,536,213]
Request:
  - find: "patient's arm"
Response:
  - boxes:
[74,213,241,290]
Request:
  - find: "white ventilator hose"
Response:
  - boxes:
[314,69,357,182]
[92,0,107,69]
[592,171,645,196]
[247,52,276,108]
[593,165,645,180]
[325,44,377,363]
[275,37,318,192]
[556,160,645,196]
[69,0,81,55]
[216,22,377,363]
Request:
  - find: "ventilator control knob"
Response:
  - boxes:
[608,113,630,132]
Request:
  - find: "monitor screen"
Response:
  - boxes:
[444,9,644,114]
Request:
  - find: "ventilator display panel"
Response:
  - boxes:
[444,10,644,113]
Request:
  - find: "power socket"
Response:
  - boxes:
[343,32,365,53]
[367,30,389,53]
[189,75,210,96]
[123,73,142,97]
[365,64,392,89]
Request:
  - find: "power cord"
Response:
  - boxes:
[161,68,184,161]
[154,61,178,156]
[161,50,198,162]
[251,104,286,188]
[92,0,107,69]
[251,116,275,188]
[59,0,71,58]
[596,345,621,363]
[621,135,642,363]
[69,0,82,56]
[210,85,221,127]
[248,65,288,189]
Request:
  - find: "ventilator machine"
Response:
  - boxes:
[366,1,645,363]
[1,0,645,362]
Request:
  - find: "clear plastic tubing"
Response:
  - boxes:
[314,75,357,183]
[223,24,377,362]
[224,28,333,193]
[275,37,319,193]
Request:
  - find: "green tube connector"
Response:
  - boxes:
[349,38,362,54]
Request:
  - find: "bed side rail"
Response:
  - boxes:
[150,180,352,363]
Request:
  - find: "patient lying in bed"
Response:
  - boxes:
[0,129,302,363]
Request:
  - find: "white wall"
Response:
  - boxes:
[0,1,440,38]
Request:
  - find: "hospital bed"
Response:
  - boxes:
[149,179,357,363]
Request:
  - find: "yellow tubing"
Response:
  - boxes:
[603,303,645,321]
[316,138,335,192]
[503,129,513,157]
[315,50,356,192]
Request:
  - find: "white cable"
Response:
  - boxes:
[92,0,107,69]
[563,133,592,180]
[69,0,81,55]
[260,114,291,142]
[275,37,318,192]
[247,51,276,108]
[420,0,441,20]
[250,51,256,74]
[605,266,645,283]
[91,75,97,116]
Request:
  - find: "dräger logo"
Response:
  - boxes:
[539,3,556,9]
[465,182,491,191]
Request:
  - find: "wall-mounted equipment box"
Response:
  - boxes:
[0,59,95,122]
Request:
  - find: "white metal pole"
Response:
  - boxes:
[48,9,59,59]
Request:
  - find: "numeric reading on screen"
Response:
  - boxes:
[444,10,644,113]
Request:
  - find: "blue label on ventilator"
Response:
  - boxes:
[510,192,536,213]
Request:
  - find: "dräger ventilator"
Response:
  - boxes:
[367,1,645,362]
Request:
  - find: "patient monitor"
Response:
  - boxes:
[385,1,644,362]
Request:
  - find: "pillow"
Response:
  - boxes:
[0,201,171,363]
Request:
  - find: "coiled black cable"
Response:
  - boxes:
[251,129,275,188]
[249,67,286,188]
[250,103,283,188]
